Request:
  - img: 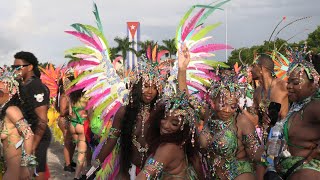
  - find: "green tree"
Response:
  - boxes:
[160,38,177,58]
[109,47,120,61]
[137,40,155,57]
[306,26,320,54]
[227,38,290,66]
[114,36,137,62]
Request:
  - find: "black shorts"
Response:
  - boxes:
[35,127,52,173]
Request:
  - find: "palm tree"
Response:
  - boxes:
[114,36,137,62]
[160,38,177,58]
[137,40,155,57]
[109,47,120,61]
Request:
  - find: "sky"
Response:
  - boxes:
[0,0,319,66]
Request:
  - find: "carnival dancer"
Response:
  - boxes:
[136,90,203,180]
[199,71,261,180]
[265,48,320,179]
[65,87,88,179]
[0,67,36,180]
[92,42,171,179]
[57,77,76,172]
[40,65,77,172]
[63,3,153,179]
[12,51,51,180]
[66,1,230,179]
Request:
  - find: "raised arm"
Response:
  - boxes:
[240,95,259,126]
[96,106,126,163]
[177,44,190,94]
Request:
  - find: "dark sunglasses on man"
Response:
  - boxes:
[11,64,30,70]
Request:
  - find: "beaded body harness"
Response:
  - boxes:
[132,104,151,168]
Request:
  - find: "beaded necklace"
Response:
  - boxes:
[258,78,274,113]
[132,104,150,167]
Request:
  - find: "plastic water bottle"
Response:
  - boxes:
[267,125,283,157]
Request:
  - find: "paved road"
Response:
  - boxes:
[47,141,74,180]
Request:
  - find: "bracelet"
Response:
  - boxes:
[142,158,164,179]
[143,169,153,180]
[92,158,101,167]
[21,154,37,167]
[15,118,34,140]
[107,127,121,139]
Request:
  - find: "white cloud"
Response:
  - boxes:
[0,0,319,66]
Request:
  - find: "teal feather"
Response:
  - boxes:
[71,23,92,36]
[196,0,230,26]
[93,3,104,33]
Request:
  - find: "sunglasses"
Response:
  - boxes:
[11,64,30,70]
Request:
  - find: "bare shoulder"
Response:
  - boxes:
[307,99,320,117]
[236,113,255,133]
[6,106,22,115]
[5,106,24,121]
[157,143,181,153]
[114,106,126,120]
[274,78,287,91]
[154,143,181,164]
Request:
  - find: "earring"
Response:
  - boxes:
[130,94,133,107]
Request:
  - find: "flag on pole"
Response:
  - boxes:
[126,22,140,71]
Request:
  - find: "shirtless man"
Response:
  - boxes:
[250,54,289,143]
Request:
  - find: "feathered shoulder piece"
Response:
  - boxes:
[169,1,232,99]
[65,3,129,135]
[39,64,68,100]
[261,16,310,80]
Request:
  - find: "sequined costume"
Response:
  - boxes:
[0,67,37,170]
[143,157,198,180]
[278,156,320,176]
[263,46,320,177]
[202,116,259,179]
